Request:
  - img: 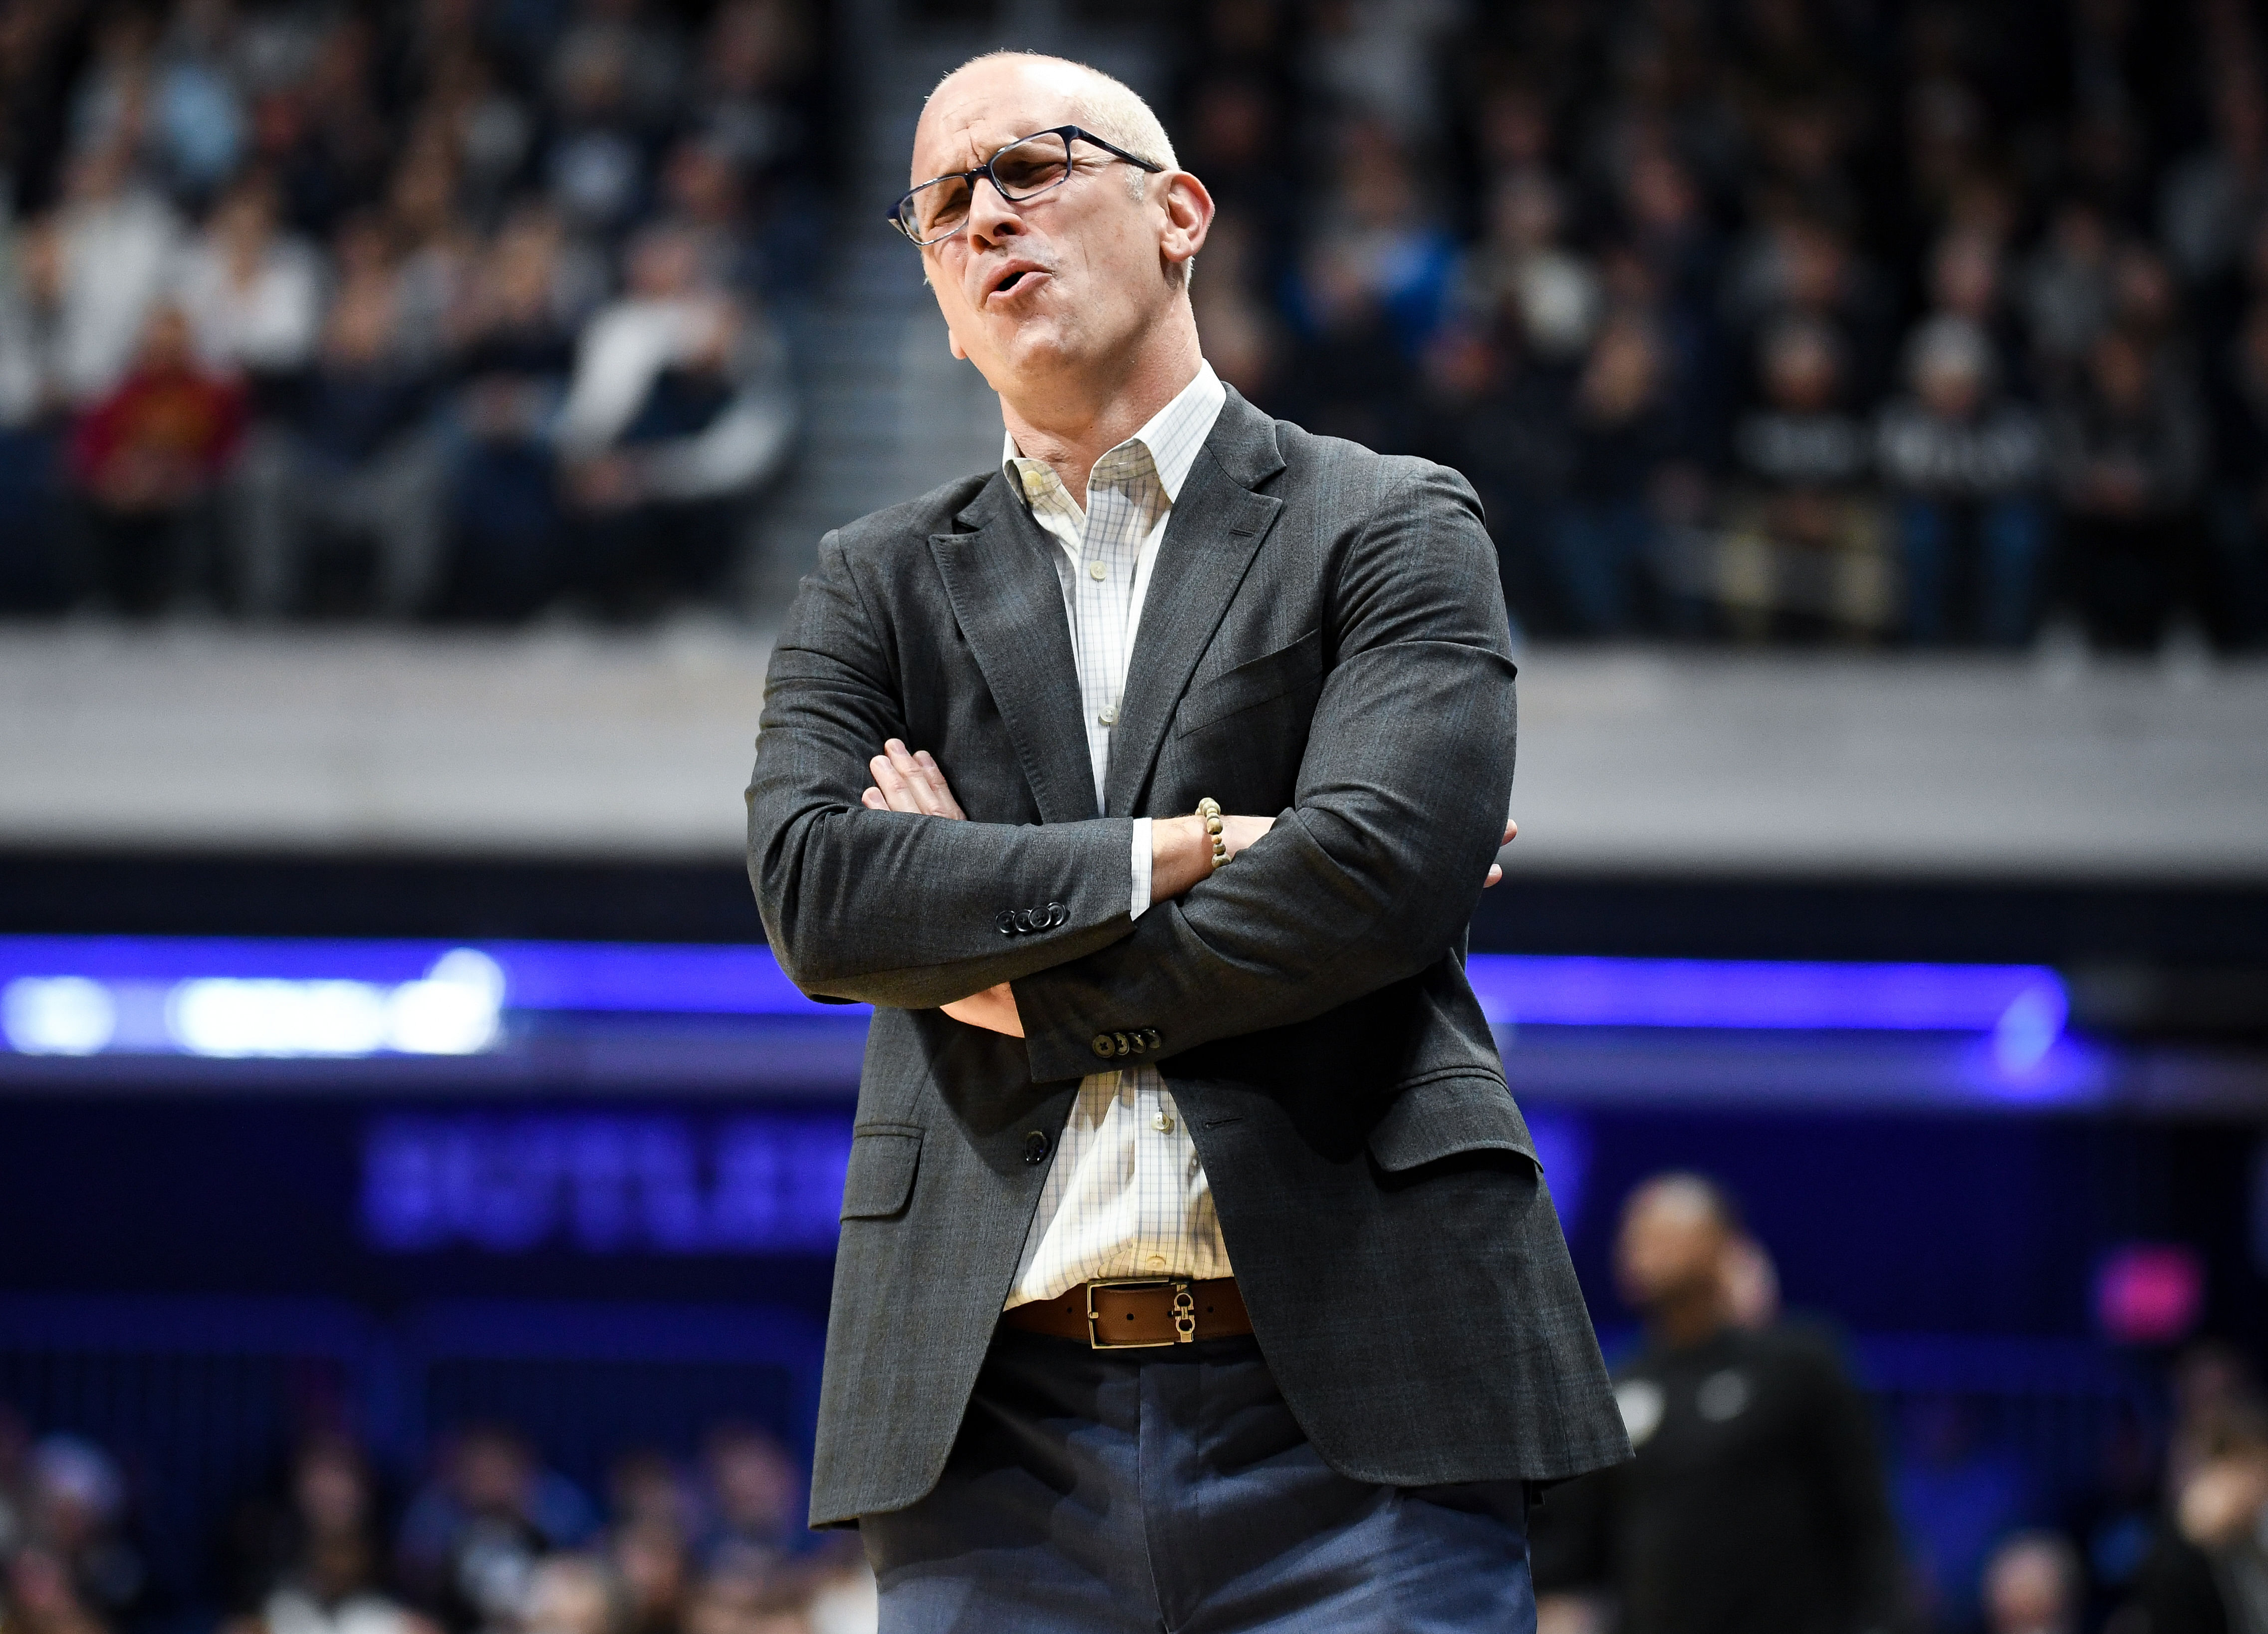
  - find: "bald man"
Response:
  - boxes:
[1530,1175,1903,1634]
[745,52,1625,1631]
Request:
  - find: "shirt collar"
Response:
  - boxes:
[1001,360,1227,508]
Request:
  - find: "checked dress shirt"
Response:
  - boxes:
[1000,360,1234,1310]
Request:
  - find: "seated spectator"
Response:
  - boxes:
[696,1426,803,1583]
[518,1556,623,1634]
[437,208,586,621]
[1280,241,1420,456]
[2201,297,2268,649]
[173,174,324,406]
[67,302,247,614]
[230,218,442,618]
[24,1434,148,1633]
[656,140,767,303]
[1413,319,1567,637]
[0,217,70,610]
[608,1522,688,1634]
[223,1436,438,1634]
[1722,315,1891,639]
[397,1427,598,1634]
[555,224,796,621]
[1926,228,2028,395]
[1551,314,1680,636]
[1983,1532,2083,1634]
[2050,328,2209,651]
[1472,171,1602,366]
[2021,201,2117,393]
[1877,315,2049,646]
[52,140,183,409]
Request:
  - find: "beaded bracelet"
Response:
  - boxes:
[1196,797,1228,872]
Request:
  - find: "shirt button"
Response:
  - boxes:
[1152,1112,1174,1133]
[1088,560,1107,580]
[1098,704,1118,725]
[1146,1255,1167,1269]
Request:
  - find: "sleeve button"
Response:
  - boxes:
[1046,901,1067,927]
[1021,1129,1051,1164]
[1112,1032,1131,1056]
[1092,1033,1116,1057]
[996,910,1018,936]
[1141,1028,1162,1050]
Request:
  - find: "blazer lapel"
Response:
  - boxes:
[1103,390,1287,817]
[928,471,1099,825]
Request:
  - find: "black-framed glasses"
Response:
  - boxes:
[887,125,1164,246]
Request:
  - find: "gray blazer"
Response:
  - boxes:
[746,388,1630,1528]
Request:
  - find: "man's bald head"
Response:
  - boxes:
[920,53,1178,182]
[1615,1172,1744,1321]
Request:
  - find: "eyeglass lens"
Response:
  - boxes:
[902,132,1074,242]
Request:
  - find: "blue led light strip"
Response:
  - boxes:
[0,935,2068,1057]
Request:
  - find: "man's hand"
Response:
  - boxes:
[941,981,1023,1036]
[861,739,966,817]
[1486,817,1517,887]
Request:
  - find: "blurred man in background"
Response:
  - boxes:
[1532,1173,1904,1634]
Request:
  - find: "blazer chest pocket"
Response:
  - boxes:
[839,1124,922,1219]
[1175,627,1323,739]
[1366,1076,1536,1174]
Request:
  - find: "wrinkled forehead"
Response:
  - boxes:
[911,63,1084,184]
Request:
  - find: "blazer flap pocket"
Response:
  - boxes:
[1176,627,1323,737]
[1367,1077,1536,1173]
[839,1125,922,1219]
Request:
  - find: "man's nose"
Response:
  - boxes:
[964,176,1024,247]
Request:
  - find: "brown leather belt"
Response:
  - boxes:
[1003,1277,1252,1349]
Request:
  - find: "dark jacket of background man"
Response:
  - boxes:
[745,387,1629,1527]
[1532,1317,1906,1634]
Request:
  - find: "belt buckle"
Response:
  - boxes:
[1085,1278,1197,1349]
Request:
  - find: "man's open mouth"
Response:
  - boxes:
[986,263,1046,301]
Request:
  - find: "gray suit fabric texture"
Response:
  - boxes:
[745,387,1631,1528]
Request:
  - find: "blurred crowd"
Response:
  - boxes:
[1532,1171,2268,1634]
[0,0,811,623]
[0,1411,876,1634]
[1172,0,2268,648]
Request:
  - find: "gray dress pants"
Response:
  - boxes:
[861,1327,1535,1633]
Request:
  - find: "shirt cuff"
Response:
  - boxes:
[1130,817,1153,919]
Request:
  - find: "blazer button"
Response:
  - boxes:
[1141,1028,1163,1050]
[1015,908,1038,932]
[1092,1033,1116,1057]
[1021,1129,1050,1165]
[1112,1032,1132,1056]
[1046,901,1067,927]
[996,910,1018,936]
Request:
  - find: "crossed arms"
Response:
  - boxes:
[744,463,1518,1083]
[854,737,1514,1037]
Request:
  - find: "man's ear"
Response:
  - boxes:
[1158,170,1215,276]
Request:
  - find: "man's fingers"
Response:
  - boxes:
[865,741,968,820]
[883,738,954,818]
[1484,863,1505,888]
[912,748,967,820]
[868,753,924,813]
[1503,818,1519,845]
